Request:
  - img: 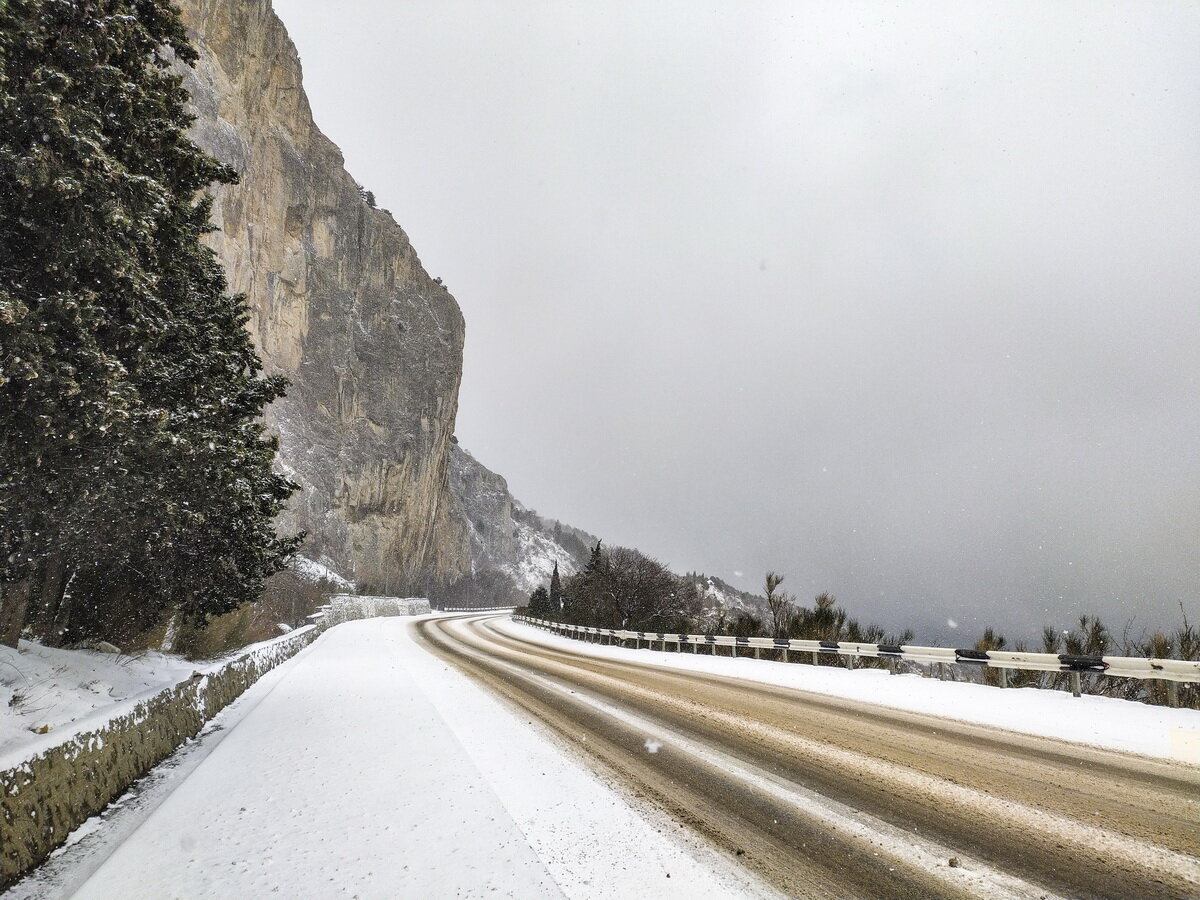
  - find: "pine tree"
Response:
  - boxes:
[0,0,299,646]
[584,541,603,575]
[764,571,793,638]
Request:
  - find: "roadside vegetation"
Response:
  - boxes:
[523,546,909,663]
[970,610,1199,708]
[524,555,1198,708]
[0,1,300,651]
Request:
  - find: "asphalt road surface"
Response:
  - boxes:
[414,614,1200,900]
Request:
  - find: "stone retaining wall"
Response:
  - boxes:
[0,623,327,887]
[2,599,436,887]
[324,595,430,625]
[4,619,321,888]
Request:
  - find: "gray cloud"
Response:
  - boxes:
[272,0,1199,644]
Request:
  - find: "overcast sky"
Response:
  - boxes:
[272,0,1199,645]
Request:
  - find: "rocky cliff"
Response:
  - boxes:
[177,0,589,599]
[450,446,597,595]
[179,0,472,593]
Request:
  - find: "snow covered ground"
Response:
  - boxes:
[11,617,775,899]
[0,642,198,760]
[13,612,1195,898]
[0,627,316,772]
[498,619,1200,766]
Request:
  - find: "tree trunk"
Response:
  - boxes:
[49,568,78,646]
[0,574,35,648]
[28,552,69,644]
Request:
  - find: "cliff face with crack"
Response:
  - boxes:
[179,0,472,592]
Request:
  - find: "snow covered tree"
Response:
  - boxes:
[527,586,550,619]
[584,540,603,575]
[559,544,698,632]
[0,0,299,646]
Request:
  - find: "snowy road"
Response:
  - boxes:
[20,617,771,900]
[418,614,1200,900]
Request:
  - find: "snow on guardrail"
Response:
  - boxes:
[514,616,1200,706]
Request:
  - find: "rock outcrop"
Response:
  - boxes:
[450,446,597,594]
[177,0,596,600]
[179,0,471,593]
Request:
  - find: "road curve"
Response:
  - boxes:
[412,613,1200,900]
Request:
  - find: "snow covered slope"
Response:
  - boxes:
[683,573,770,621]
[448,445,598,596]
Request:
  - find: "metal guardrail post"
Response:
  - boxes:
[999,667,1009,689]
[846,655,856,671]
[1168,680,1180,708]
[1070,671,1082,698]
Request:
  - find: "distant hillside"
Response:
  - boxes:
[681,573,770,622]
[445,446,600,605]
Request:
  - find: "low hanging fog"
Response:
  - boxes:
[274,0,1199,645]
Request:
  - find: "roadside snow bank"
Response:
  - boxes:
[500,619,1200,766]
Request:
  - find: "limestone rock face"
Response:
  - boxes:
[449,446,520,575]
[179,0,471,592]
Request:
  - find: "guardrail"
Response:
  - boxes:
[436,605,516,612]
[514,616,1200,706]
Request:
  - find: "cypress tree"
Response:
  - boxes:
[549,561,561,612]
[0,0,299,645]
